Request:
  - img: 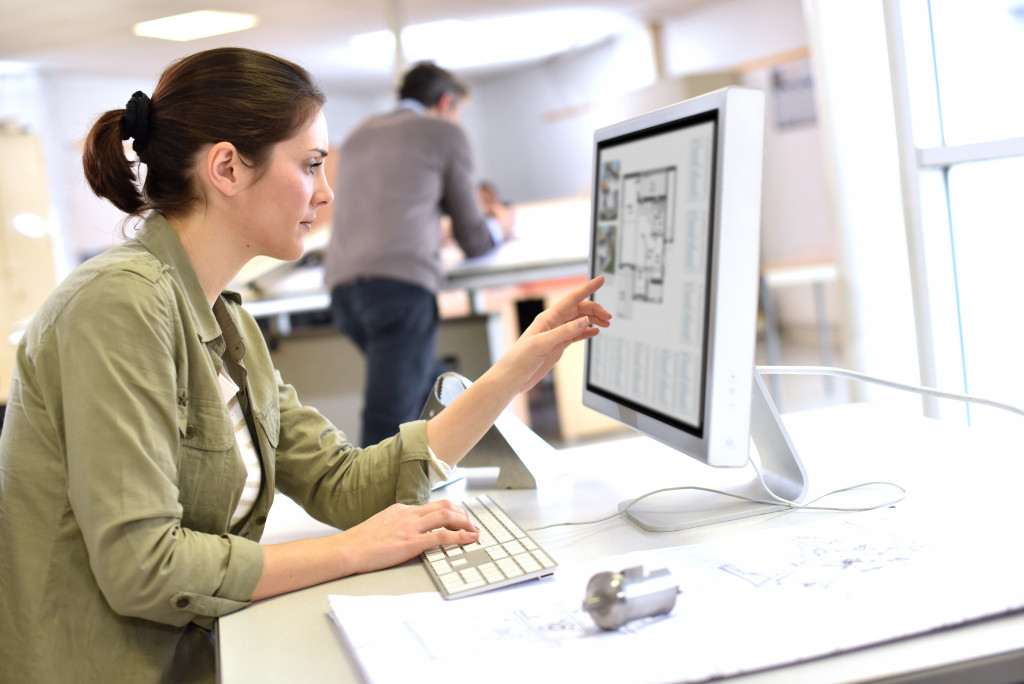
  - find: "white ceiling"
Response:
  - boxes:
[0,0,694,89]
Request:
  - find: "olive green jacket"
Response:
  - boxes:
[0,214,434,683]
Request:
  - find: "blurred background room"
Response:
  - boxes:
[2,0,1023,444]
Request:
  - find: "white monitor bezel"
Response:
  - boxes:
[581,86,767,468]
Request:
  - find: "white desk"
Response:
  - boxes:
[217,404,1024,683]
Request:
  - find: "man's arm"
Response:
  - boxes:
[440,126,497,258]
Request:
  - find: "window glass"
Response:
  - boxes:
[946,156,1024,424]
[929,0,1024,145]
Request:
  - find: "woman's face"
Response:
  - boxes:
[238,109,334,262]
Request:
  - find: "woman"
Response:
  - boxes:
[0,47,610,683]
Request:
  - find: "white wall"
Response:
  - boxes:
[463,32,660,204]
[321,87,391,148]
[803,0,920,407]
[661,0,807,75]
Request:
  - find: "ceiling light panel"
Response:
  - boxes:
[335,8,638,72]
[133,10,259,42]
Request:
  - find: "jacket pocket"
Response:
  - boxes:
[254,404,280,451]
[176,395,239,529]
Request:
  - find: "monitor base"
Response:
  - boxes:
[619,368,806,532]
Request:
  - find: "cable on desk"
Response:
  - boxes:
[531,365,1021,534]
[528,476,907,533]
[756,365,1024,417]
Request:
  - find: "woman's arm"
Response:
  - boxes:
[426,276,610,468]
[254,276,609,601]
[252,499,478,600]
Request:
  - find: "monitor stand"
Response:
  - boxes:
[620,368,809,532]
[420,372,562,489]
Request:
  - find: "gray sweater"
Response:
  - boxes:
[323,108,496,294]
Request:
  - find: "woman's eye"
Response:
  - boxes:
[307,161,324,174]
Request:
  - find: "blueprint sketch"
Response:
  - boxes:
[617,167,677,316]
[587,165,703,423]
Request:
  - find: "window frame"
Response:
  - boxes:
[883,0,1024,422]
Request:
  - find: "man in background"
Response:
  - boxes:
[323,62,503,446]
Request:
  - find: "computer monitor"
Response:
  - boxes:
[581,86,809,532]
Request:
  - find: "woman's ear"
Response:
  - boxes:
[204,142,243,198]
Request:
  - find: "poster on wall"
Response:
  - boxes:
[770,58,816,130]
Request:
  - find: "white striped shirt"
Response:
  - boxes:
[218,368,262,529]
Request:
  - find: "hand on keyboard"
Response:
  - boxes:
[421,495,557,599]
[332,499,481,576]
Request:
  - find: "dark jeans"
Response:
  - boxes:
[330,278,445,447]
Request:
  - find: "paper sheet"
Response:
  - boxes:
[329,510,1024,684]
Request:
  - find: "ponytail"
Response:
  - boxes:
[82,108,145,216]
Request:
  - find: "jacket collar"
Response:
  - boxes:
[133,213,242,346]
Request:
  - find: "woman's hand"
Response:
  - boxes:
[335,499,479,576]
[425,276,610,467]
[252,499,478,600]
[495,275,612,395]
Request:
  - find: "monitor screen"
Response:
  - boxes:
[587,110,717,446]
[581,87,808,530]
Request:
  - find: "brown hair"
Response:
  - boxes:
[82,47,326,223]
[398,61,467,108]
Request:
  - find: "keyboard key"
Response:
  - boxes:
[503,540,526,556]
[441,574,465,590]
[496,557,523,577]
[514,553,540,573]
[534,551,556,569]
[479,563,503,583]
[486,546,509,560]
[421,495,557,599]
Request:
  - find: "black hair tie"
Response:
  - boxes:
[121,91,151,153]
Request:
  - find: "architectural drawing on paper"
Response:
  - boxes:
[718,521,924,591]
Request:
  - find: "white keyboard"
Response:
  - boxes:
[421,495,557,599]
